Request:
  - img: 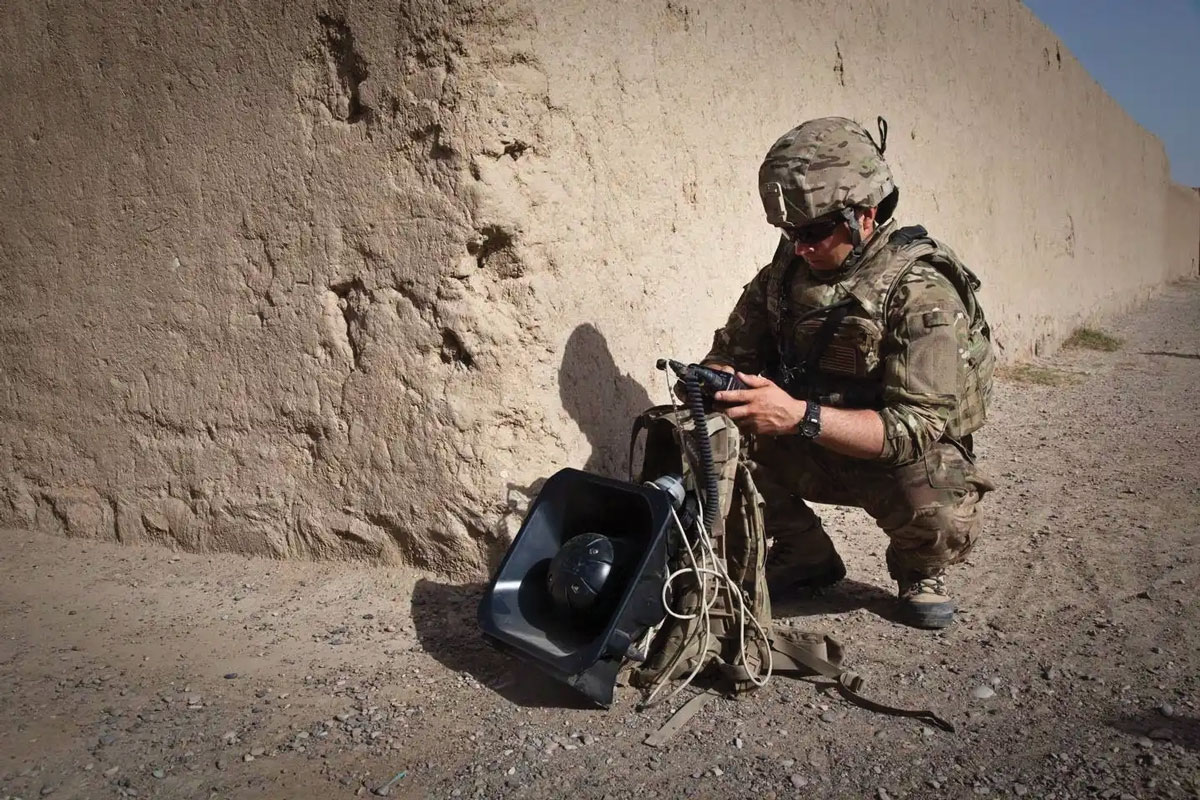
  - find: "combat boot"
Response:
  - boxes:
[765,536,846,600]
[896,572,955,629]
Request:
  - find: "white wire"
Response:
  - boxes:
[643,509,709,707]
[687,507,773,690]
[661,365,681,413]
[642,508,711,707]
[643,506,773,708]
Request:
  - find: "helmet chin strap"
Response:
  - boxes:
[837,206,867,270]
[841,206,863,248]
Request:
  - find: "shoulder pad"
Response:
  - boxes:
[888,225,929,248]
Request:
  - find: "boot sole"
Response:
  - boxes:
[899,601,956,630]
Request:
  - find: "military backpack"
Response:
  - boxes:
[624,402,954,743]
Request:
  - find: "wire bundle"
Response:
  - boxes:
[640,367,773,707]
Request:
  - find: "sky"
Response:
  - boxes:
[1023,0,1200,187]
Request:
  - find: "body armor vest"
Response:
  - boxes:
[764,225,994,440]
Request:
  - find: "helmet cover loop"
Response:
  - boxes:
[867,116,889,156]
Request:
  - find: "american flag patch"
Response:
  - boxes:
[820,342,863,375]
[795,318,875,377]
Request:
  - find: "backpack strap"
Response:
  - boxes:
[641,627,954,747]
[643,688,721,748]
[627,404,679,482]
[831,674,955,733]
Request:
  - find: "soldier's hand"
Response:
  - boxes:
[715,372,807,436]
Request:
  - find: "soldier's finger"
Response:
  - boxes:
[737,372,772,388]
[724,404,750,420]
[715,389,752,404]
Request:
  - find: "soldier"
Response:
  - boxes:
[703,117,995,629]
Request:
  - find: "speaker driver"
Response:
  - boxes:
[547,532,631,620]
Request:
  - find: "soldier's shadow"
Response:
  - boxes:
[771,579,901,623]
[498,323,656,563]
[559,322,656,478]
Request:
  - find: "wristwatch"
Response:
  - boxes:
[797,402,822,439]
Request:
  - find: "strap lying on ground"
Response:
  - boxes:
[643,689,721,748]
[770,631,956,734]
[643,630,954,746]
[832,673,955,733]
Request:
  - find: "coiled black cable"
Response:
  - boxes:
[683,371,719,530]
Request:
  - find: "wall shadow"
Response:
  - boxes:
[1110,711,1200,752]
[559,323,655,479]
[1141,350,1200,361]
[410,578,596,709]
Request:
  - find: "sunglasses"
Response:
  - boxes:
[779,217,843,244]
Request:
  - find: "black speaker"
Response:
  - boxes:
[477,468,675,706]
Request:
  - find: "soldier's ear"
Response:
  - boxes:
[858,206,879,236]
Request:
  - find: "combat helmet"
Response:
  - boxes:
[758,116,898,248]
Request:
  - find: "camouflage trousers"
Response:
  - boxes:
[749,435,995,579]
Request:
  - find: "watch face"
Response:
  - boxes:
[800,404,821,438]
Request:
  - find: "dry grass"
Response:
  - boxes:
[995,363,1082,387]
[1063,327,1123,352]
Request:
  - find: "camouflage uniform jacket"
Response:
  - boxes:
[704,219,993,465]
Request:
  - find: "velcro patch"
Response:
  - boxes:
[922,310,952,328]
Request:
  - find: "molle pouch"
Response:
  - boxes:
[923,442,968,492]
[919,250,995,437]
[963,320,995,422]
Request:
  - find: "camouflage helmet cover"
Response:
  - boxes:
[758,116,896,226]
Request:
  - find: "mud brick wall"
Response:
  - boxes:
[1168,185,1200,278]
[2,0,1198,571]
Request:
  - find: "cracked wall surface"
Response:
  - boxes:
[2,0,1198,573]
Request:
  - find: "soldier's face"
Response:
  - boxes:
[794,221,854,271]
[794,208,877,271]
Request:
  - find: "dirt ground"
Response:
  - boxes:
[3,280,1199,800]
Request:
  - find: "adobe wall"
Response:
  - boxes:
[2,0,1197,573]
[1167,184,1200,279]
